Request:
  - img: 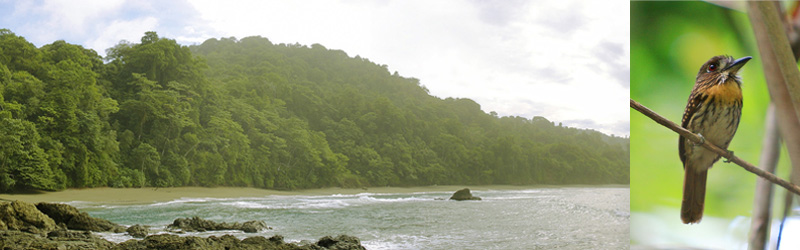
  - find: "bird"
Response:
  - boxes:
[678,55,751,224]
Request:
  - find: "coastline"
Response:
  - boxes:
[0,184,629,204]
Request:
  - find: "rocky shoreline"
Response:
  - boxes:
[0,200,366,250]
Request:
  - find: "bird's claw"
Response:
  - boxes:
[724,150,735,163]
[695,133,706,146]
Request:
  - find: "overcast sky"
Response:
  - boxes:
[0,0,630,136]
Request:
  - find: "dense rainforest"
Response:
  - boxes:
[0,30,629,192]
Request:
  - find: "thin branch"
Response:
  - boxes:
[630,99,800,196]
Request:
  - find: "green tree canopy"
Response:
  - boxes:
[0,30,628,192]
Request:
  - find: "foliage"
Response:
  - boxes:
[631,2,774,219]
[0,29,628,192]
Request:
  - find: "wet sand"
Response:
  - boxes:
[0,184,628,204]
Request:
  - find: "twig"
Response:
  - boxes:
[630,99,800,196]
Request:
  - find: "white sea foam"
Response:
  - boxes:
[147,197,216,206]
[221,201,271,209]
[95,232,134,243]
[214,193,433,210]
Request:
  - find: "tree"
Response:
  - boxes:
[0,118,56,191]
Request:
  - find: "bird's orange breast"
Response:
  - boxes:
[703,80,742,104]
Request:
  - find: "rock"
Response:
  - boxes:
[239,236,271,247]
[268,235,285,244]
[168,216,269,233]
[111,233,366,250]
[141,234,209,250]
[0,228,367,250]
[36,202,125,233]
[0,200,57,235]
[47,228,93,239]
[449,188,482,201]
[317,235,367,250]
[0,229,115,250]
[240,220,269,233]
[169,217,215,232]
[126,224,148,238]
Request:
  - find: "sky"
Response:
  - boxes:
[0,0,630,136]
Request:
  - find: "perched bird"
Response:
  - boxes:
[678,55,751,224]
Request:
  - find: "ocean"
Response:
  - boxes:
[72,186,629,249]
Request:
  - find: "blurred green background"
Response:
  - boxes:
[631,1,794,247]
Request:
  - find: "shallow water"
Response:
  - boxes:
[74,187,629,250]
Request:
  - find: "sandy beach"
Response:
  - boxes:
[0,184,628,204]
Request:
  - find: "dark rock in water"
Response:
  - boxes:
[267,235,285,244]
[239,236,271,246]
[36,202,125,233]
[0,229,114,249]
[112,233,367,250]
[240,220,269,233]
[317,235,367,250]
[168,216,270,233]
[47,228,92,239]
[0,200,57,235]
[450,188,482,201]
[115,234,206,250]
[126,224,149,238]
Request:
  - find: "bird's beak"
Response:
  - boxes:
[723,56,752,74]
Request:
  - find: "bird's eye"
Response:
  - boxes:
[708,63,717,72]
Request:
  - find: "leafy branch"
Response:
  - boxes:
[629,98,800,195]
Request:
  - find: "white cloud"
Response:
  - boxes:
[85,17,159,55]
[38,0,125,35]
[6,0,126,46]
[2,0,206,53]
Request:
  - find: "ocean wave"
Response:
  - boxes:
[354,195,428,203]
[95,232,133,243]
[221,201,272,209]
[147,198,217,206]
[218,199,349,210]
[362,234,431,250]
[147,197,267,207]
[330,192,379,197]
[215,194,431,210]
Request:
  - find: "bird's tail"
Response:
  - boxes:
[681,166,707,224]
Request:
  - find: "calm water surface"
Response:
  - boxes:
[73,186,629,250]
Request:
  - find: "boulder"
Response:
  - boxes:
[47,228,93,239]
[112,233,367,250]
[0,229,114,250]
[168,216,270,233]
[449,188,482,201]
[126,224,149,238]
[0,200,57,235]
[240,220,269,233]
[317,235,367,250]
[36,202,125,233]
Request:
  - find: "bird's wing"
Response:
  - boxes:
[679,90,708,168]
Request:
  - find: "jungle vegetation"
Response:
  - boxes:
[0,30,628,192]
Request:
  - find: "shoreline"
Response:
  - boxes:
[0,184,629,204]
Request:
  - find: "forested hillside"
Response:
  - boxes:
[0,30,629,192]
